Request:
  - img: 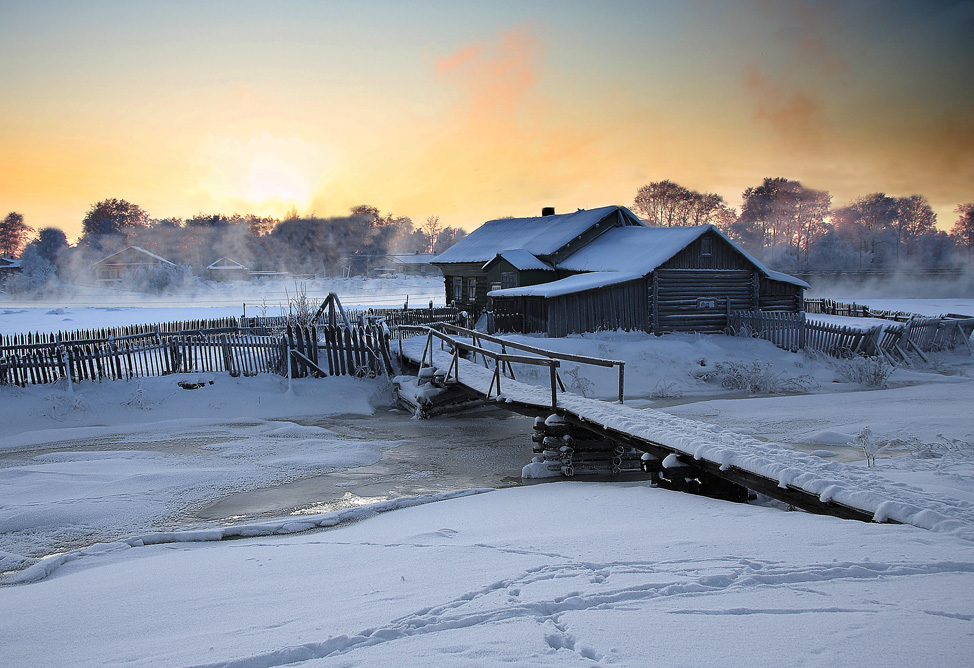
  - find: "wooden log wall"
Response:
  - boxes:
[654,269,754,333]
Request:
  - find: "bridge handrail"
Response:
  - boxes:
[438,323,625,403]
[412,325,562,408]
[438,323,625,368]
[400,324,625,405]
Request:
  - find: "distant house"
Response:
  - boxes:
[207,257,249,281]
[432,206,808,336]
[92,246,176,282]
[390,253,442,276]
[0,256,22,277]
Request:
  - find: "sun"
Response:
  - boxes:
[197,132,332,214]
[243,152,311,208]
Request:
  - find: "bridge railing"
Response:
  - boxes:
[437,323,626,404]
[399,323,626,406]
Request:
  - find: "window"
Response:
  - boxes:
[468,280,477,302]
[700,236,713,257]
[501,271,517,289]
[453,277,463,302]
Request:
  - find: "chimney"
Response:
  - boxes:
[541,206,555,217]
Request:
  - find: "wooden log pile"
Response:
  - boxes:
[530,414,644,477]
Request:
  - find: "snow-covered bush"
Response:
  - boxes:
[282,282,319,329]
[835,355,893,387]
[562,365,594,398]
[123,263,198,293]
[853,427,890,467]
[1,246,57,295]
[891,434,974,460]
[713,360,817,394]
[650,379,683,399]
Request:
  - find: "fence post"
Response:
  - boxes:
[617,362,625,404]
[549,363,558,409]
[60,345,74,393]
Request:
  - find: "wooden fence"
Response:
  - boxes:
[728,311,883,356]
[0,320,393,387]
[245,305,465,340]
[728,310,974,362]
[806,298,915,322]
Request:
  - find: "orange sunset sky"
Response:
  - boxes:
[1,0,972,242]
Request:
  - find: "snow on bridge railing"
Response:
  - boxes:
[398,323,626,405]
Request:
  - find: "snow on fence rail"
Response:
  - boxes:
[245,306,465,340]
[0,320,393,387]
[728,310,974,361]
[728,311,883,356]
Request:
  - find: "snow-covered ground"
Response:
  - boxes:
[1,281,973,667]
[0,275,445,335]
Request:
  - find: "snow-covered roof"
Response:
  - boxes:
[433,206,642,264]
[483,250,554,272]
[488,272,643,298]
[764,269,811,289]
[391,254,438,265]
[558,225,710,274]
[558,225,809,288]
[207,257,248,270]
[93,246,175,266]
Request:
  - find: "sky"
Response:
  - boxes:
[1,0,972,242]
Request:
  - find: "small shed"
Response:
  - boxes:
[92,247,176,282]
[207,257,249,281]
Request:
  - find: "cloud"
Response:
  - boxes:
[742,67,827,150]
[434,27,541,126]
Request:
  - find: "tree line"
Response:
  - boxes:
[633,179,974,273]
[0,201,467,293]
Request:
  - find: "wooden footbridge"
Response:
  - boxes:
[394,324,964,530]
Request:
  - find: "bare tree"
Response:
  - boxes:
[0,212,34,258]
[952,203,974,263]
[634,180,692,226]
[896,195,936,260]
[735,178,830,265]
[634,180,729,228]
[421,215,442,254]
[80,198,150,249]
[833,193,899,268]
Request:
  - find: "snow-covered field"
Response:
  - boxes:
[1,280,973,667]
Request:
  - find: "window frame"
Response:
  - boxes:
[700,235,713,257]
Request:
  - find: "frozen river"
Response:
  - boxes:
[195,408,538,522]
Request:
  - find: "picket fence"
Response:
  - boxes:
[0,318,393,387]
[728,310,974,362]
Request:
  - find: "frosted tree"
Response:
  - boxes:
[734,178,830,265]
[896,195,936,260]
[951,203,974,264]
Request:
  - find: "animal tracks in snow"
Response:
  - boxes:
[183,556,974,668]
